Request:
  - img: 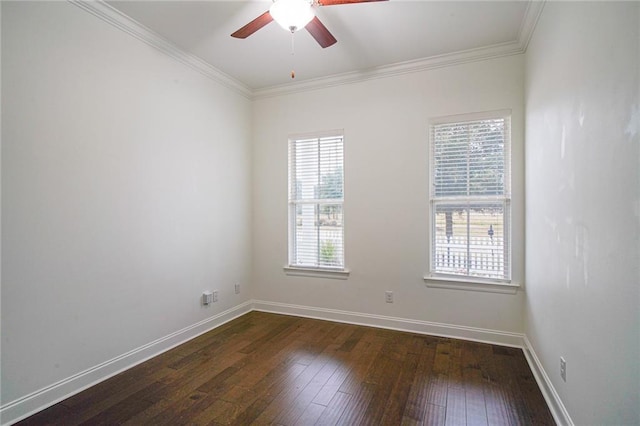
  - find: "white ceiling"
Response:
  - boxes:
[106,1,536,91]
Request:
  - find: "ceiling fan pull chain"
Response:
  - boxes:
[290,31,296,79]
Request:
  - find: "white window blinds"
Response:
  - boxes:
[289,133,344,269]
[430,113,511,281]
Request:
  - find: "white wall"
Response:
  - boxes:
[9,2,638,424]
[524,2,639,425]
[252,55,526,333]
[1,1,252,406]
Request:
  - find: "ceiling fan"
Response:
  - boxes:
[231,0,388,49]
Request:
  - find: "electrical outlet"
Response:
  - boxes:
[385,291,393,303]
[202,291,213,306]
[235,283,240,294]
[560,357,567,382]
[213,290,219,303]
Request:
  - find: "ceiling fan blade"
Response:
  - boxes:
[231,11,273,39]
[318,0,387,5]
[305,17,337,48]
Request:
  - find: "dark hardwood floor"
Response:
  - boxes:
[17,312,554,425]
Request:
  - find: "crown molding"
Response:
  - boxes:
[253,1,546,99]
[69,0,252,100]
[252,40,524,99]
[517,0,546,52]
[70,0,545,101]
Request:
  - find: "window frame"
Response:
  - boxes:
[285,130,348,279]
[426,110,516,290]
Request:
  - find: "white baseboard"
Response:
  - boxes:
[0,300,253,426]
[2,299,571,426]
[252,300,525,348]
[522,335,574,426]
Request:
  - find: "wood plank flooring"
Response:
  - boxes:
[17,312,554,425]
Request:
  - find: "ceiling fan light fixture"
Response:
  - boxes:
[269,0,315,33]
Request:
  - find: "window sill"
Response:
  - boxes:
[424,275,520,294]
[284,266,350,280]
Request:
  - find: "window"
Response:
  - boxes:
[288,132,344,271]
[429,111,511,282]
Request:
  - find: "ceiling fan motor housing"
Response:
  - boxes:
[270,0,315,33]
[230,0,386,48]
